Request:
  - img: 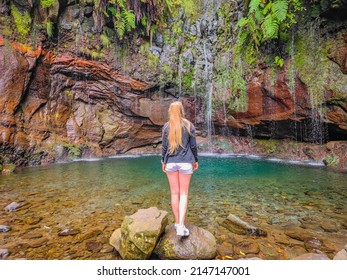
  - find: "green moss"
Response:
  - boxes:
[40,0,55,8]
[159,63,175,87]
[0,15,13,37]
[139,43,159,71]
[214,52,248,113]
[3,164,16,173]
[79,47,104,60]
[294,25,347,108]
[254,139,280,155]
[46,21,53,38]
[64,89,73,97]
[11,4,31,37]
[101,34,111,48]
[324,153,339,166]
[175,0,202,20]
[182,71,193,91]
[63,143,81,160]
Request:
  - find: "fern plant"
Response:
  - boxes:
[236,0,303,66]
[107,1,136,40]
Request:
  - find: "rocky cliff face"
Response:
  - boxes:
[0,39,204,165]
[0,0,347,169]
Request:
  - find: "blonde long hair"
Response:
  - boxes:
[168,101,191,154]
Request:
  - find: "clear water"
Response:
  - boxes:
[0,155,346,259]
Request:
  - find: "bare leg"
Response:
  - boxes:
[178,173,192,225]
[166,171,180,224]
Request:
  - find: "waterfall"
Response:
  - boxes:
[178,54,183,96]
[287,28,303,159]
[306,20,327,144]
[203,39,214,151]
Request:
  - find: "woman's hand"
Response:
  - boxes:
[162,163,166,173]
[193,162,199,171]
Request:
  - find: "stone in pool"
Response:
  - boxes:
[0,249,9,259]
[58,229,81,236]
[292,253,330,260]
[218,214,267,237]
[0,225,11,232]
[154,224,217,260]
[4,202,26,212]
[110,207,168,260]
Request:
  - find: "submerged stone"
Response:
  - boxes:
[110,207,168,260]
[320,221,338,232]
[218,214,267,237]
[86,241,103,253]
[304,237,335,253]
[292,253,330,260]
[0,225,11,232]
[155,224,217,260]
[0,249,9,259]
[234,241,260,255]
[284,228,312,242]
[24,217,42,225]
[22,233,43,239]
[58,229,81,236]
[4,201,25,212]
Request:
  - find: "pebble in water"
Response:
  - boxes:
[58,229,81,236]
[0,249,9,259]
[4,202,25,212]
[0,225,11,232]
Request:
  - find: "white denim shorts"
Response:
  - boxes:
[165,162,193,174]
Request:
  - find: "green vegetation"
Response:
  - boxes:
[2,164,16,173]
[182,70,193,92]
[79,47,105,60]
[324,153,339,167]
[255,139,279,155]
[159,63,175,88]
[139,43,159,71]
[107,1,136,40]
[63,143,82,160]
[10,4,32,37]
[236,0,304,66]
[101,33,111,48]
[46,21,54,38]
[40,0,55,8]
[91,0,200,42]
[293,24,347,108]
[172,0,202,19]
[214,52,248,113]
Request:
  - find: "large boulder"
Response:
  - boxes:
[218,214,267,237]
[109,207,168,260]
[155,224,217,260]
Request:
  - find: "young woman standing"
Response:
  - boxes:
[161,101,198,237]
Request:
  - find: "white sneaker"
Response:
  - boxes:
[176,224,189,237]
